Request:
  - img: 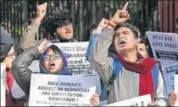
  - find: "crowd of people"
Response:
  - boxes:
[1,1,178,106]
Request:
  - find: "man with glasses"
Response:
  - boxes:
[19,2,77,51]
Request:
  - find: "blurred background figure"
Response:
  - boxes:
[0,25,25,106]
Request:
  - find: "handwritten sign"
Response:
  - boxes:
[29,73,96,106]
[105,94,151,106]
[1,63,6,106]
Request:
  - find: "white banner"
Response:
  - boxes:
[105,94,151,106]
[175,75,178,106]
[146,31,178,66]
[162,63,178,95]
[1,63,6,106]
[53,42,92,75]
[29,73,96,106]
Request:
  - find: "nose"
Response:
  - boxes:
[118,34,124,39]
[65,24,71,29]
[49,56,54,61]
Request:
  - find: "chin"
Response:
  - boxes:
[66,36,73,40]
[48,70,57,73]
[65,34,73,39]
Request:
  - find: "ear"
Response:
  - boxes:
[137,38,140,45]
[135,38,140,47]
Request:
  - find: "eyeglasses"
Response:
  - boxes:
[42,54,61,61]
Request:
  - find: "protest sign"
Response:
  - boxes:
[29,73,96,106]
[146,31,178,66]
[146,31,178,96]
[162,63,178,95]
[105,94,151,106]
[1,63,6,106]
[52,42,92,75]
[174,75,178,106]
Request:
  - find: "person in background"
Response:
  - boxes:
[19,2,77,52]
[0,25,25,106]
[86,18,109,105]
[138,38,178,106]
[137,38,148,58]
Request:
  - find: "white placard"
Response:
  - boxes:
[52,42,92,75]
[162,63,178,95]
[1,63,6,106]
[29,73,96,106]
[105,94,151,106]
[175,75,178,106]
[146,31,178,66]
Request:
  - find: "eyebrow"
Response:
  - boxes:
[116,31,129,34]
[121,31,129,33]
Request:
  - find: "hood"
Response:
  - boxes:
[0,26,13,62]
[39,45,72,75]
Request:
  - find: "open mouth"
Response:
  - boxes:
[49,62,55,69]
[65,31,71,34]
[119,40,127,46]
[119,41,126,45]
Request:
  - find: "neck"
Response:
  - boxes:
[120,49,138,63]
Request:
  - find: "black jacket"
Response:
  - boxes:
[11,45,71,100]
[11,47,40,97]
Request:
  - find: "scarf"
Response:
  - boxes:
[117,54,158,100]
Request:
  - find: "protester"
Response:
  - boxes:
[11,40,100,106]
[138,38,178,106]
[90,1,168,105]
[86,18,110,105]
[137,39,149,58]
[86,18,109,61]
[19,2,77,51]
[0,26,25,106]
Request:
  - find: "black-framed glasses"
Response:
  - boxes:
[42,54,61,61]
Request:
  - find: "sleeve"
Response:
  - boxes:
[154,70,168,106]
[11,46,40,95]
[19,21,40,50]
[91,28,115,87]
[86,33,100,61]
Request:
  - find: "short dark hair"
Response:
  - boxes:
[42,8,72,34]
[114,22,141,39]
[140,39,148,47]
[139,38,149,52]
[87,24,97,37]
